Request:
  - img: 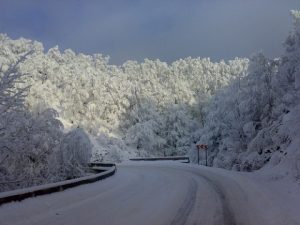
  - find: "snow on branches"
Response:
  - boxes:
[192,10,300,178]
[1,9,300,189]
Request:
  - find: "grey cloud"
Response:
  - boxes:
[0,0,299,64]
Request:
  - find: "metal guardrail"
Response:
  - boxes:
[130,156,190,163]
[89,162,115,167]
[0,162,116,206]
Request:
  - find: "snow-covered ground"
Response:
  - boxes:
[0,161,299,225]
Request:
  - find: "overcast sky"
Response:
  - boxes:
[0,0,299,64]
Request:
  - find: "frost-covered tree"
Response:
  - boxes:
[0,51,31,114]
[161,104,198,156]
[2,10,299,182]
[59,128,92,179]
[0,34,248,160]
[192,10,300,175]
[0,52,93,191]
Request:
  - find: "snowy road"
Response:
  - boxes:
[0,162,299,225]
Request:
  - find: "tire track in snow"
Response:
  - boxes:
[169,178,197,225]
[191,172,237,225]
[155,165,238,225]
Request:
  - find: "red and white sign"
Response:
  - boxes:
[196,144,208,150]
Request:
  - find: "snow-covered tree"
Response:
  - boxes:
[0,52,93,191]
[0,34,248,160]
[59,128,92,179]
[192,10,300,176]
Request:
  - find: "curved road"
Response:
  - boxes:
[0,162,299,225]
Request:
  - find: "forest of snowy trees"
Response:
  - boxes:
[191,10,300,178]
[0,10,300,191]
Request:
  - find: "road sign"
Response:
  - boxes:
[196,144,208,150]
[196,144,208,166]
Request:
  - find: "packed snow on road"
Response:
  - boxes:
[0,161,299,225]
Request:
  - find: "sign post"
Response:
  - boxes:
[197,147,200,165]
[196,144,208,166]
